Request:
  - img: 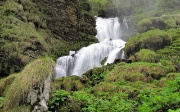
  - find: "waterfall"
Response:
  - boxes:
[55,17,126,78]
[123,17,128,30]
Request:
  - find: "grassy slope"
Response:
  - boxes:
[0,0,97,76]
[48,0,180,112]
[0,0,55,76]
[0,0,180,111]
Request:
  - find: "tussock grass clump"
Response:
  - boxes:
[52,76,84,92]
[93,82,118,96]
[105,62,175,82]
[156,29,180,71]
[5,105,30,112]
[129,49,157,62]
[0,74,16,96]
[156,73,180,87]
[2,58,55,111]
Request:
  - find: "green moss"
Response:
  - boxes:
[125,29,172,58]
[2,58,55,111]
[137,17,167,33]
[156,29,180,71]
[130,49,157,62]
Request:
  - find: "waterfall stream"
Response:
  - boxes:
[55,17,127,78]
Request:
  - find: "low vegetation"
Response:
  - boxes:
[49,62,179,111]
[1,0,180,111]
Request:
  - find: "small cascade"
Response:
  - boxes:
[55,17,127,78]
[123,17,128,30]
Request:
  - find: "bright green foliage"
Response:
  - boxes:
[48,90,69,112]
[49,61,179,111]
[137,76,180,112]
[168,109,180,112]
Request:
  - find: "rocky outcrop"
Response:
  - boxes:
[33,0,97,42]
[2,58,55,112]
[27,74,51,112]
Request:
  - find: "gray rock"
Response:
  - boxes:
[27,74,52,112]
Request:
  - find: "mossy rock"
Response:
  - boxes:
[125,29,172,58]
[129,49,157,63]
[2,58,54,111]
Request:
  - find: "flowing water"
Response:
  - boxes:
[55,17,127,78]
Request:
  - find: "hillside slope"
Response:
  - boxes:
[0,0,180,111]
[0,0,97,76]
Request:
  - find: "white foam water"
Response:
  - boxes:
[55,17,126,78]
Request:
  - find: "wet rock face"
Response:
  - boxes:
[27,74,52,112]
[42,0,96,41]
[98,8,118,18]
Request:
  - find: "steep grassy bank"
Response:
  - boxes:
[0,0,97,76]
[0,58,55,112]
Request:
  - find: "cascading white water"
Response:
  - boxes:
[55,17,126,78]
[123,17,128,30]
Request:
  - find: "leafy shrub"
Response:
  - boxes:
[157,0,180,11]
[138,17,167,33]
[137,76,180,112]
[48,90,69,112]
